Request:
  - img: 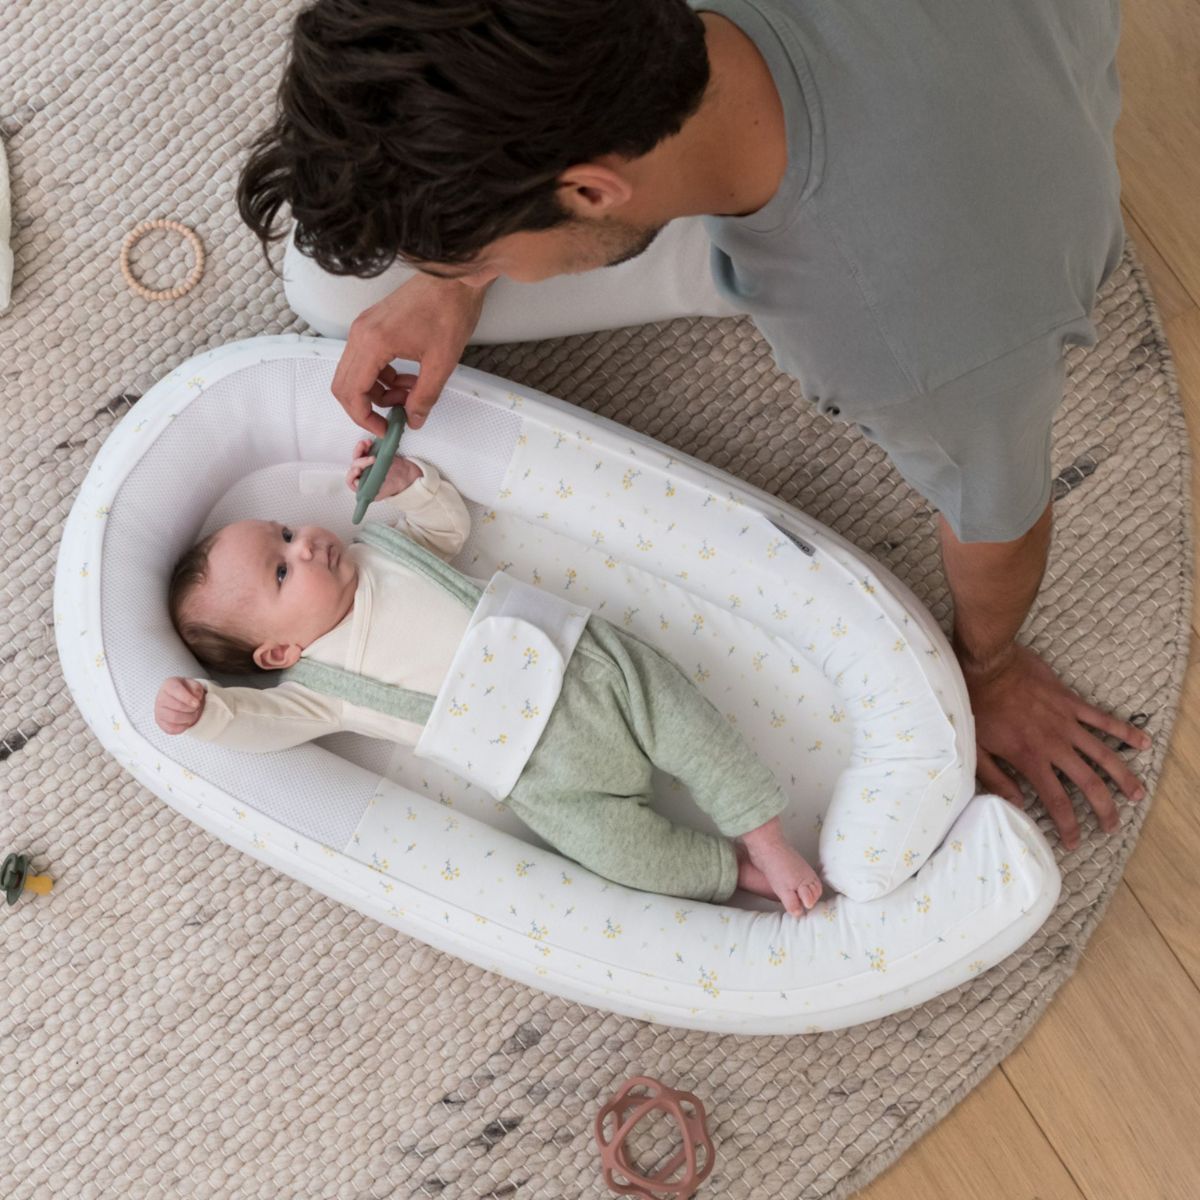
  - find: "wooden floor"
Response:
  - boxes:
[859,3,1200,1198]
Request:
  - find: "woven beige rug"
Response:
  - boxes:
[1,4,1190,1198]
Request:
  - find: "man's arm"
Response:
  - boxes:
[940,500,1151,849]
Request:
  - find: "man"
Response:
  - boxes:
[237,0,1150,852]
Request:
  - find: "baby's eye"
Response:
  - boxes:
[281,527,293,543]
[276,563,288,585]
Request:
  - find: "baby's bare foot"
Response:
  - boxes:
[734,840,820,912]
[735,844,778,900]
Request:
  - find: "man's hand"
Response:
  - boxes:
[156,677,207,735]
[963,644,1150,851]
[330,273,489,438]
[939,503,1151,851]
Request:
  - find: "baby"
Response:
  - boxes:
[157,441,824,915]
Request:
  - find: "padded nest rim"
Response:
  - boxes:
[53,335,1059,1033]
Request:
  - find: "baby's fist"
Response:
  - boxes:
[155,677,207,734]
[346,440,423,500]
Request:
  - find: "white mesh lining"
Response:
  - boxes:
[100,359,520,849]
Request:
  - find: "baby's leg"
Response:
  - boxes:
[505,783,741,903]
[599,622,824,914]
[508,641,742,902]
[600,625,795,837]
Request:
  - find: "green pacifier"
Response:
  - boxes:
[352,405,408,525]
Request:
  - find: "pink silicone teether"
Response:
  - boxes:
[594,1075,716,1199]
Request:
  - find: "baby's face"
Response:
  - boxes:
[194,520,358,668]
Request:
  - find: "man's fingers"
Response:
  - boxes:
[1073,699,1152,751]
[353,396,389,439]
[331,349,391,438]
[976,751,1024,807]
[395,358,452,429]
[1055,749,1122,835]
[1028,766,1081,850]
[1072,727,1146,804]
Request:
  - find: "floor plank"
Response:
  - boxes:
[1122,636,1200,988]
[1122,208,1195,327]
[1115,0,1200,304]
[1002,884,1200,1200]
[856,1066,1086,1200]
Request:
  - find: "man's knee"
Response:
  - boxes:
[281,232,352,338]
[281,222,412,339]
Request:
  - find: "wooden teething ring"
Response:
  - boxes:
[120,218,205,301]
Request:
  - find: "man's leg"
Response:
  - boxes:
[282,217,742,344]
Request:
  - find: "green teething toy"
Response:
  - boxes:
[2,853,54,905]
[352,405,407,524]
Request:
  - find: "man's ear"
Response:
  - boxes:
[555,163,634,217]
[253,641,302,671]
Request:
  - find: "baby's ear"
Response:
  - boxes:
[253,642,302,671]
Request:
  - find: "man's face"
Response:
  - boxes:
[415,215,665,288]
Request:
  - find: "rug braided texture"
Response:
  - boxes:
[1,3,1191,1198]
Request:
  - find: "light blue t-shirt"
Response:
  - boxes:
[695,0,1124,539]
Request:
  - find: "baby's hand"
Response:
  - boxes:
[155,677,207,734]
[346,440,423,500]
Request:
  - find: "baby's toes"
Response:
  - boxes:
[799,876,823,910]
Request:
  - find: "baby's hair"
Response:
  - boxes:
[168,530,262,675]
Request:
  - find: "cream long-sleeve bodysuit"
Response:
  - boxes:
[190,458,476,750]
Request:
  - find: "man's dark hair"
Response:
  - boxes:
[237,0,710,276]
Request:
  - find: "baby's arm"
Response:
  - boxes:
[348,447,471,561]
[154,675,342,752]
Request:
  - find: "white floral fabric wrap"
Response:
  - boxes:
[414,570,591,798]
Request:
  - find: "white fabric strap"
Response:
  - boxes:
[414,571,590,798]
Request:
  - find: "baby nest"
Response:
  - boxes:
[55,334,1060,1034]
